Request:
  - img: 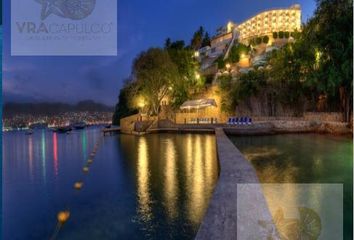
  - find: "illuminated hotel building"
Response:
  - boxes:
[207,5,301,54]
[198,5,302,72]
[235,4,301,44]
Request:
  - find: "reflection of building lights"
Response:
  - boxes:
[164,138,178,220]
[28,136,33,179]
[188,135,205,224]
[53,133,58,176]
[137,137,152,221]
[41,130,46,183]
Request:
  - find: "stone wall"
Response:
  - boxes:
[234,94,302,117]
[120,114,157,134]
[120,114,139,134]
[304,112,344,122]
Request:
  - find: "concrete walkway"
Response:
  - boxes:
[195,128,271,240]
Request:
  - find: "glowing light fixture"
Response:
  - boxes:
[195,73,201,80]
[57,211,70,224]
[74,181,83,190]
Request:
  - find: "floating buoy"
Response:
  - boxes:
[87,159,93,164]
[57,210,70,224]
[74,181,83,190]
[83,167,89,173]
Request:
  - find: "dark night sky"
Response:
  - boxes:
[3,0,316,106]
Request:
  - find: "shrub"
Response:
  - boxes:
[263,36,269,44]
[256,37,262,45]
[216,56,225,69]
[284,32,290,38]
[279,31,284,38]
[273,32,278,39]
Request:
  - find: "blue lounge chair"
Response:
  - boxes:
[240,117,243,125]
[228,117,232,125]
[248,117,252,125]
[243,117,248,125]
[242,117,247,125]
[234,117,238,125]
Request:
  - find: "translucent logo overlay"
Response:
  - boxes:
[11,0,117,56]
[237,184,343,240]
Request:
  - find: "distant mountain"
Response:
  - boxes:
[3,100,114,117]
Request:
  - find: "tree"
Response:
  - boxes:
[202,32,211,47]
[133,48,179,115]
[169,40,185,50]
[112,80,138,125]
[166,45,203,107]
[302,0,353,121]
[216,56,226,69]
[273,32,278,39]
[228,43,250,63]
[284,32,290,38]
[263,36,269,44]
[164,38,171,49]
[218,74,234,112]
[190,26,205,50]
[256,37,262,45]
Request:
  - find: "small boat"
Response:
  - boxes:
[73,122,86,130]
[29,122,48,129]
[56,126,72,133]
[25,129,34,135]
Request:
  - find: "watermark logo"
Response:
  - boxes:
[35,0,96,20]
[11,0,117,56]
[258,207,322,239]
[237,184,343,240]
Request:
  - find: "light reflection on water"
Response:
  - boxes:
[3,130,218,240]
[229,134,353,239]
[129,134,219,238]
[137,136,152,222]
[164,138,178,220]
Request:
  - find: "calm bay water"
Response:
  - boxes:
[229,134,353,239]
[3,128,218,240]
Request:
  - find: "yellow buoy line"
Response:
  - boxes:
[50,135,104,240]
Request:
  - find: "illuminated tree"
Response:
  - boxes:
[133,48,179,115]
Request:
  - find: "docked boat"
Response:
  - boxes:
[73,122,86,130]
[29,122,48,129]
[25,129,34,135]
[56,126,72,133]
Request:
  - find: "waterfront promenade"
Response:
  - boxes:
[195,128,273,240]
